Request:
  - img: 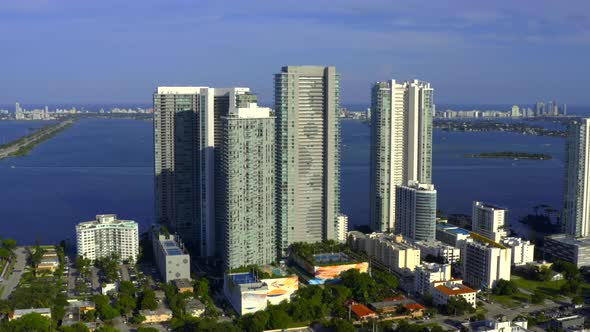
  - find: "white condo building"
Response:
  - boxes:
[413,240,461,264]
[463,234,511,289]
[336,214,349,242]
[500,237,535,266]
[274,66,341,254]
[432,280,477,308]
[414,263,451,296]
[154,86,253,258]
[348,232,421,272]
[563,118,590,238]
[472,201,508,242]
[76,214,139,262]
[395,181,437,241]
[369,80,434,232]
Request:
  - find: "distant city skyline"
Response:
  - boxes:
[1,0,590,104]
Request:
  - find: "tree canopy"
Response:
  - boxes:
[492,279,519,295]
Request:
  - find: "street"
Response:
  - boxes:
[0,247,27,300]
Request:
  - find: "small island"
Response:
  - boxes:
[465,151,552,160]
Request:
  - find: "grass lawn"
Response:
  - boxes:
[511,275,565,300]
[489,292,530,308]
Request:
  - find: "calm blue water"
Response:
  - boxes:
[0,119,154,245]
[0,118,566,244]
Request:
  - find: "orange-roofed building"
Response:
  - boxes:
[403,303,426,318]
[431,279,476,308]
[383,295,406,302]
[350,304,377,321]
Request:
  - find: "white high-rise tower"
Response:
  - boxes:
[563,118,590,237]
[369,80,434,232]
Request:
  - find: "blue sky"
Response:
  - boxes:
[1,0,590,105]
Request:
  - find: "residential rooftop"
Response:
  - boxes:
[474,201,508,211]
[469,232,508,249]
[172,278,193,289]
[546,234,590,246]
[229,272,260,285]
[436,223,471,235]
[77,214,136,229]
[350,304,376,318]
[435,282,476,296]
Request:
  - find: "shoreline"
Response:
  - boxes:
[0,119,75,160]
[464,152,552,160]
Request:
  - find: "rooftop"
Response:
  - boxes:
[77,214,137,229]
[312,252,354,265]
[474,201,508,211]
[469,232,508,249]
[350,304,376,318]
[546,234,590,246]
[140,308,173,316]
[10,308,51,319]
[186,298,206,311]
[229,272,259,285]
[370,298,414,309]
[414,240,457,250]
[416,262,450,273]
[172,278,193,289]
[437,224,471,235]
[68,301,95,309]
[404,303,426,311]
[435,282,476,296]
[367,233,419,250]
[156,234,188,257]
[501,237,532,246]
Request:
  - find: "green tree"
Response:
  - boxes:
[324,318,356,332]
[492,279,519,295]
[572,295,584,305]
[30,245,45,272]
[340,269,378,303]
[531,291,546,304]
[81,309,96,322]
[561,279,581,295]
[75,256,92,279]
[553,260,581,280]
[60,322,91,332]
[99,304,119,321]
[52,304,66,321]
[132,313,146,324]
[2,238,16,251]
[194,278,209,299]
[0,248,10,260]
[441,296,475,316]
[137,328,159,332]
[92,295,110,308]
[140,288,158,310]
[96,253,120,282]
[96,327,121,332]
[239,311,270,332]
[8,313,52,332]
[267,306,292,329]
[116,293,137,315]
[373,270,399,295]
[538,267,554,281]
[119,280,136,297]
